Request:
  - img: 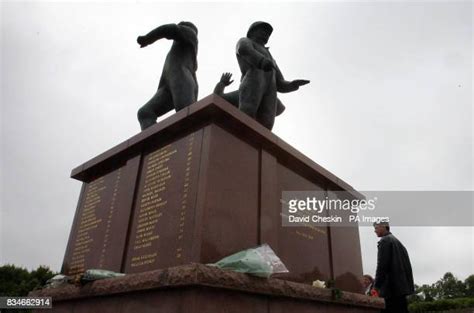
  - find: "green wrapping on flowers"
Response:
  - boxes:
[81,269,125,282]
[211,244,288,278]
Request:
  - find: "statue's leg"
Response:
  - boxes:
[170,72,198,111]
[239,72,264,118]
[137,87,172,130]
[221,90,239,108]
[257,88,277,130]
[152,88,173,118]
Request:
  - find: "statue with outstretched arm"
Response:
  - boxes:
[213,72,286,116]
[236,21,309,130]
[136,22,199,130]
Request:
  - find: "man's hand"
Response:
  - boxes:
[137,35,149,48]
[370,288,380,297]
[220,72,234,86]
[289,79,310,90]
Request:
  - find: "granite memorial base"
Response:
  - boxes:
[54,94,374,312]
[31,264,384,312]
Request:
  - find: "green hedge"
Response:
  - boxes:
[409,298,474,312]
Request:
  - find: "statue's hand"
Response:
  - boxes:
[137,35,149,48]
[290,79,310,89]
[220,72,234,86]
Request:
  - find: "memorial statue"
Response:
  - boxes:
[213,72,286,116]
[236,21,310,130]
[137,22,198,130]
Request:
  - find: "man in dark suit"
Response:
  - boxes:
[373,222,415,313]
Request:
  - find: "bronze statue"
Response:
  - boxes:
[137,22,198,130]
[214,72,286,117]
[236,22,309,130]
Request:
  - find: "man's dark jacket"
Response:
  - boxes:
[374,232,415,298]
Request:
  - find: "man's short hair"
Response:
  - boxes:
[363,274,374,283]
[373,221,390,231]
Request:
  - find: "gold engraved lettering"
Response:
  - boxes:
[131,144,176,256]
[68,167,124,275]
[295,230,315,240]
[130,252,157,267]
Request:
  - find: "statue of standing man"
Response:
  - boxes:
[236,21,309,130]
[137,22,198,130]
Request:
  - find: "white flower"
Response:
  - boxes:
[312,280,326,288]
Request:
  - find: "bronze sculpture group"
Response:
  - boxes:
[136,21,309,131]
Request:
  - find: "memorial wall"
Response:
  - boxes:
[61,98,363,292]
[63,130,203,276]
[124,130,202,272]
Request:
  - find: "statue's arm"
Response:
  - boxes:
[213,73,234,95]
[137,24,196,48]
[275,64,296,93]
[213,82,225,96]
[275,62,310,93]
[236,38,269,69]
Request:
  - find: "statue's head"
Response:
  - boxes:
[179,21,198,35]
[247,21,273,44]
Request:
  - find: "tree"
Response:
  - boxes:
[418,283,438,301]
[30,266,56,288]
[464,274,474,297]
[434,272,466,299]
[0,264,56,296]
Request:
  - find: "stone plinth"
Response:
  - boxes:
[62,94,364,293]
[32,264,384,313]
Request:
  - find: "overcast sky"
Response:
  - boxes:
[1,1,473,286]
